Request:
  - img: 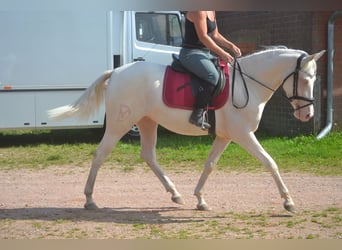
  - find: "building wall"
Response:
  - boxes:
[312,12,342,131]
[216,11,342,136]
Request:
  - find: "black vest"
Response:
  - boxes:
[182,17,216,49]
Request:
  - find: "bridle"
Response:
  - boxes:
[231,53,315,111]
[281,53,315,111]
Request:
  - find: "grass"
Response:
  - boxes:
[0,129,341,176]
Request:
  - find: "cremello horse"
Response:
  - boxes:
[49,48,325,213]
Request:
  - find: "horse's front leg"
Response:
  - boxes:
[194,137,231,210]
[137,117,184,205]
[235,131,295,213]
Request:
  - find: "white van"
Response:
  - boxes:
[0,11,182,133]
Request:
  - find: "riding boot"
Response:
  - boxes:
[189,84,215,130]
[189,108,211,130]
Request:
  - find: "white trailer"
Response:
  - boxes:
[0,11,182,131]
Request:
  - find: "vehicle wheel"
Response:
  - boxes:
[125,124,140,140]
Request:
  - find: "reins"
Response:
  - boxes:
[231,58,276,109]
[231,58,249,109]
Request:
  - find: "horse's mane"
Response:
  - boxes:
[240,45,308,60]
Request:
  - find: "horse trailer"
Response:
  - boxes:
[0,11,182,133]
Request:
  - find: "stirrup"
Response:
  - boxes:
[189,108,211,130]
[200,110,211,130]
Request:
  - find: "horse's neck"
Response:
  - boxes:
[239,49,300,101]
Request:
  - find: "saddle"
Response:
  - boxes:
[163,54,229,111]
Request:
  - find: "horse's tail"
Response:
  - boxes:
[48,70,113,121]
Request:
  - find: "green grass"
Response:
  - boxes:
[0,129,341,176]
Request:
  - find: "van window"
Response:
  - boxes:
[135,12,182,47]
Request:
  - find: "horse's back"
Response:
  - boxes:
[113,61,164,83]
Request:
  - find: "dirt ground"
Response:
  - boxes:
[0,166,341,239]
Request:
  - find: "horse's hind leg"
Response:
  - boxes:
[194,137,231,210]
[84,128,122,210]
[137,117,184,205]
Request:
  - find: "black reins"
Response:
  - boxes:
[231,57,249,109]
[231,53,314,111]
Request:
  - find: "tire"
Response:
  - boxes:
[125,124,140,140]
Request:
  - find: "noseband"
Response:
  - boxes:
[281,53,314,111]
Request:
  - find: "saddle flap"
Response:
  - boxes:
[163,66,229,110]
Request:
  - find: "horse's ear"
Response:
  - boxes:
[312,50,326,61]
[302,50,326,66]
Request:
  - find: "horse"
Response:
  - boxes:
[48,48,325,213]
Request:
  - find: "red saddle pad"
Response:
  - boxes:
[162,66,229,110]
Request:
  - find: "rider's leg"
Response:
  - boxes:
[178,48,219,130]
[189,83,215,130]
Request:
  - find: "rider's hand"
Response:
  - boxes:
[222,52,235,64]
[232,45,242,57]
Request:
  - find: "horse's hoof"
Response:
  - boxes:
[172,196,185,205]
[284,202,296,213]
[84,202,99,210]
[196,203,211,211]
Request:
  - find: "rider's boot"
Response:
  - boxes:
[189,108,211,130]
[189,84,215,130]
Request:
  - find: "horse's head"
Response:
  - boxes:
[282,50,325,122]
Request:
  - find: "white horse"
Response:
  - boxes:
[49,48,325,213]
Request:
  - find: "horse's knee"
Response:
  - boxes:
[204,161,215,174]
[266,164,278,174]
[262,157,279,173]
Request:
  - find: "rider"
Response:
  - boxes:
[179,11,241,130]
